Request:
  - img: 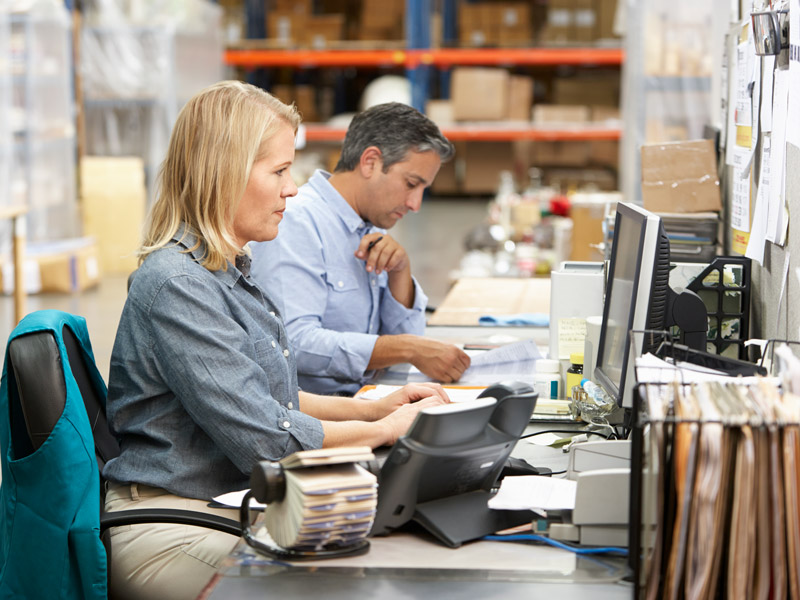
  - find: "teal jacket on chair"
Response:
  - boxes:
[0,311,107,599]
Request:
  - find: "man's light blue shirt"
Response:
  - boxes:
[251,170,427,395]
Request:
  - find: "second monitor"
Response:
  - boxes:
[593,202,708,409]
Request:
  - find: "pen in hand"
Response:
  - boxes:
[366,236,383,253]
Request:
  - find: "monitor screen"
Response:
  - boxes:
[594,203,667,409]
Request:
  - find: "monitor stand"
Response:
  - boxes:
[411,490,535,548]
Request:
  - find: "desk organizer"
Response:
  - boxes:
[240,447,376,561]
[628,355,800,598]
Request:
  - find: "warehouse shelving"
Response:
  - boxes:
[227,46,624,143]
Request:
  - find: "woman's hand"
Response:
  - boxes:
[377,396,447,446]
[369,382,450,420]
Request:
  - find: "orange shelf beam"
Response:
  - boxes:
[442,126,622,142]
[304,124,621,142]
[225,49,408,68]
[225,47,624,69]
[416,47,624,67]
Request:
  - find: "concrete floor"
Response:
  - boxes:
[0,198,490,381]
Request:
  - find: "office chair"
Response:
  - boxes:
[0,310,240,599]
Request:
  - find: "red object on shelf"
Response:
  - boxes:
[550,195,571,217]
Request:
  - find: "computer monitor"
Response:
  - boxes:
[593,203,707,409]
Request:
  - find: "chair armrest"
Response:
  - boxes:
[100,508,241,537]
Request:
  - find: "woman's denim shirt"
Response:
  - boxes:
[103,230,324,500]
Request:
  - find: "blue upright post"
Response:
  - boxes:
[406,0,431,113]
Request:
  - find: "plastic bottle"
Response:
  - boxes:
[494,170,518,241]
[565,352,584,399]
[533,358,562,400]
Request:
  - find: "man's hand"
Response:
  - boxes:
[409,338,471,383]
[355,233,410,275]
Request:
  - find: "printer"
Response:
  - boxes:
[546,439,631,547]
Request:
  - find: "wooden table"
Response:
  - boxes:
[0,205,27,324]
[428,277,551,326]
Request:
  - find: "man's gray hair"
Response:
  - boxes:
[334,102,454,172]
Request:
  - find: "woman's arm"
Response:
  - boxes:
[298,383,450,422]
[318,397,446,448]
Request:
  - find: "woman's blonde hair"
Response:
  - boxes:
[138,80,300,270]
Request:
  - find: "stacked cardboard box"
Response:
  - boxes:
[266,0,345,47]
[1,238,101,295]
[80,156,146,276]
[450,67,533,121]
[459,2,532,46]
[539,0,619,44]
[359,0,404,41]
[272,84,319,122]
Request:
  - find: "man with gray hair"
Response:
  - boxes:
[251,102,470,395]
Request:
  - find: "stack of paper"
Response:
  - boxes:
[263,448,378,550]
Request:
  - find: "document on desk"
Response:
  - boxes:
[387,339,543,384]
[489,475,577,512]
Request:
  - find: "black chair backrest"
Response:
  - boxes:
[7,325,120,471]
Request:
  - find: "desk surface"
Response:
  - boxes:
[203,532,631,600]
[428,277,551,326]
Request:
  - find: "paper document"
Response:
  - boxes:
[467,339,542,366]
[489,475,577,511]
[359,384,484,403]
[389,340,543,384]
[213,489,265,510]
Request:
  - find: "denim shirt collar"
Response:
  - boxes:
[308,169,371,235]
[172,224,248,289]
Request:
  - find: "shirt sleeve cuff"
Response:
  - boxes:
[380,277,428,333]
[277,406,325,451]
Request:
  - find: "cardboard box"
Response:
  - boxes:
[451,67,510,121]
[507,75,534,121]
[573,0,596,42]
[543,167,617,191]
[267,11,306,45]
[305,14,345,47]
[0,238,101,294]
[588,140,619,169]
[425,99,455,126]
[430,154,460,194]
[539,0,573,43]
[596,0,620,40]
[552,75,618,106]
[532,141,590,167]
[532,104,590,124]
[294,85,318,122]
[569,192,620,261]
[591,105,621,122]
[640,139,722,213]
[461,142,515,194]
[81,156,146,275]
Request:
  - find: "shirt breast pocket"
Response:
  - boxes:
[324,269,361,294]
[253,337,283,374]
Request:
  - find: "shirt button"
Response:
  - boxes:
[283,421,291,428]
[337,281,344,288]
[287,402,294,410]
[371,278,376,286]
[283,349,290,357]
[269,311,275,317]
[271,340,276,348]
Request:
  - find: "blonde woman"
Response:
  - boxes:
[103,81,448,600]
